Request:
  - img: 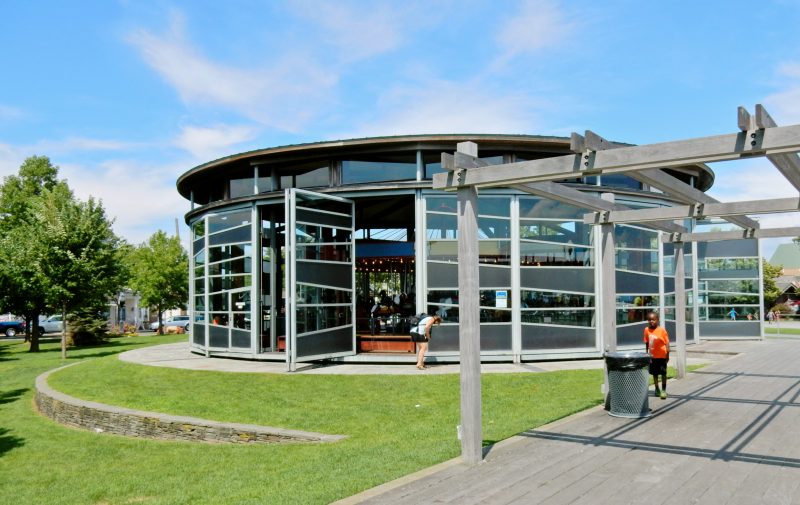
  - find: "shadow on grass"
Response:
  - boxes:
[0,388,29,406]
[0,428,25,457]
[35,340,132,356]
[0,343,18,362]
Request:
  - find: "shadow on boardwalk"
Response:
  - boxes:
[347,339,800,505]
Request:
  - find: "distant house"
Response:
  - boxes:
[770,243,800,276]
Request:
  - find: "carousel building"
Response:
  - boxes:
[178,134,763,368]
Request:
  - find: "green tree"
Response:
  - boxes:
[763,259,783,313]
[0,156,68,351]
[127,231,188,335]
[33,188,125,357]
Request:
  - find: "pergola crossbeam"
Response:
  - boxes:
[584,197,800,225]
[433,124,800,190]
[631,169,760,230]
[752,104,800,191]
[663,226,800,243]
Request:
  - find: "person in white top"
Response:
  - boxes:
[415,315,442,370]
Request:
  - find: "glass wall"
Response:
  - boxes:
[519,197,596,351]
[343,154,417,184]
[614,224,660,345]
[697,238,761,337]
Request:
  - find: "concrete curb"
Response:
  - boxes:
[34,362,346,445]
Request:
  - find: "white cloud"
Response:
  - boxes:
[127,11,337,132]
[764,62,800,124]
[173,124,258,160]
[494,0,574,67]
[288,1,404,62]
[0,104,25,121]
[344,79,544,137]
[59,159,192,245]
[707,158,798,202]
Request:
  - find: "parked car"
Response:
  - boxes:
[0,320,25,337]
[38,315,64,334]
[150,315,191,332]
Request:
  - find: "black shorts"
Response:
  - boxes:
[649,358,668,376]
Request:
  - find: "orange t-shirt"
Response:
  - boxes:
[643,326,670,359]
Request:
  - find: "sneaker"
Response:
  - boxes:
[654,388,661,398]
[660,390,667,400]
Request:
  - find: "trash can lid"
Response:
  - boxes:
[604,351,651,370]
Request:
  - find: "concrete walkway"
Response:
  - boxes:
[120,341,723,375]
[340,338,800,504]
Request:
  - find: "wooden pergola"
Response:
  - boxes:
[436,104,800,464]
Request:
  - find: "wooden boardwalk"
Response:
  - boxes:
[350,339,800,505]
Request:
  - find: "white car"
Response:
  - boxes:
[150,315,191,332]
[38,315,64,334]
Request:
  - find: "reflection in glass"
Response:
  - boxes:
[615,225,658,249]
[521,309,595,327]
[208,210,251,234]
[521,290,594,308]
[296,243,352,262]
[342,160,416,184]
[519,242,592,266]
[297,284,352,304]
[519,198,585,220]
[209,244,251,263]
[616,250,658,273]
[520,220,592,246]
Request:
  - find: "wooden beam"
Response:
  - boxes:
[600,193,617,408]
[455,142,482,465]
[512,182,687,233]
[432,123,800,190]
[662,226,800,243]
[753,104,800,191]
[674,244,686,379]
[584,197,800,225]
[632,168,760,230]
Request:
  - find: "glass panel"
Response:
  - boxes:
[521,290,594,308]
[615,225,659,250]
[211,313,229,327]
[208,257,251,276]
[257,174,273,193]
[296,243,352,262]
[480,289,511,309]
[519,198,585,219]
[296,306,353,333]
[426,304,459,323]
[194,278,205,293]
[194,249,206,266]
[192,220,205,239]
[426,241,458,262]
[704,279,758,293]
[616,250,659,273]
[520,220,592,246]
[702,258,759,271]
[478,198,510,217]
[521,309,595,327]
[616,295,659,307]
[617,308,651,324]
[706,293,759,305]
[426,197,457,213]
[479,217,511,239]
[296,166,329,188]
[342,159,416,184]
[208,275,252,291]
[208,244,252,263]
[297,285,353,304]
[230,175,254,198]
[208,210,251,234]
[481,308,511,322]
[209,293,228,311]
[600,174,642,190]
[426,214,457,239]
[194,295,205,312]
[232,313,250,330]
[231,290,251,312]
[700,306,760,321]
[295,224,352,243]
[519,242,592,266]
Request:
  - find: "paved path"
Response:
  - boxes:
[342,338,800,504]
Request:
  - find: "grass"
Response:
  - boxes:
[1,337,656,504]
[765,327,800,336]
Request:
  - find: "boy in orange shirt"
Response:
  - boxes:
[644,311,670,399]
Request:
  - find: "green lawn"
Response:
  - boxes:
[1,337,611,504]
[765,327,800,336]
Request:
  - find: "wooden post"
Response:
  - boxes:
[674,242,687,378]
[456,141,482,465]
[600,193,616,403]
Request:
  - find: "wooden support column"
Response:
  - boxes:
[600,193,616,403]
[674,242,687,379]
[456,141,482,465]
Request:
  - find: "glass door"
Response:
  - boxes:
[286,189,356,370]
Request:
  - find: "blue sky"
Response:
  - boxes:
[1,0,799,257]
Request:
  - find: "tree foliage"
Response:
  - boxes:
[762,259,783,312]
[0,156,124,353]
[126,230,188,334]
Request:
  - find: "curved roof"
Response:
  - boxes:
[176,133,715,199]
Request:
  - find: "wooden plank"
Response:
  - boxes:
[674,244,686,379]
[583,197,800,225]
[632,168,760,230]
[433,124,800,190]
[754,104,800,191]
[456,141,482,465]
[662,226,800,243]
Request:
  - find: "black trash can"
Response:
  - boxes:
[604,351,652,418]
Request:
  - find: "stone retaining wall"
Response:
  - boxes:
[35,363,346,445]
